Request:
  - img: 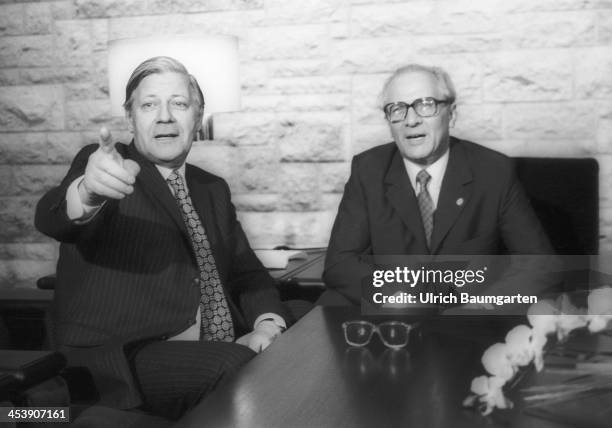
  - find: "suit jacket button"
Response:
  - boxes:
[192,278,200,287]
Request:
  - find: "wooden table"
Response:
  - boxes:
[178,306,577,428]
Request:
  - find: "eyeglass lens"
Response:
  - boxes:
[378,322,409,349]
[343,321,412,349]
[343,321,374,347]
[386,98,440,122]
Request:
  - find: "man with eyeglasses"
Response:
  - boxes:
[319,64,553,306]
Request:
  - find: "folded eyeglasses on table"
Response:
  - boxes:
[342,320,418,349]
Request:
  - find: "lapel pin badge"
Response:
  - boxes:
[456,198,464,206]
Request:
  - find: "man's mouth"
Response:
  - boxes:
[405,134,426,140]
[154,133,179,139]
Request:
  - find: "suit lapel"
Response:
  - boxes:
[127,143,190,240]
[430,139,473,253]
[384,149,429,251]
[184,164,220,253]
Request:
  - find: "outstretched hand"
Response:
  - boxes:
[79,127,141,205]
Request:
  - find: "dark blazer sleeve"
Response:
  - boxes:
[34,144,114,243]
[322,156,375,304]
[220,180,287,326]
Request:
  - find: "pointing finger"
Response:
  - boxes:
[98,126,115,153]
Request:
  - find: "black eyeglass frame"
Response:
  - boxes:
[383,97,452,122]
[342,320,417,349]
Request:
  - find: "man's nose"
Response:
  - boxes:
[404,106,422,127]
[156,102,174,122]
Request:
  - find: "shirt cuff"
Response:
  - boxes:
[254,313,286,331]
[66,175,104,222]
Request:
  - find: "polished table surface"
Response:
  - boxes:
[178,306,599,428]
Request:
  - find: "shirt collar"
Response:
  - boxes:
[402,148,449,193]
[156,163,186,181]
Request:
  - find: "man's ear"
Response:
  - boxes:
[197,105,205,132]
[125,110,134,133]
[194,108,204,138]
[448,103,457,128]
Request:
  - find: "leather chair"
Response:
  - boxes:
[514,157,600,295]
[514,157,599,255]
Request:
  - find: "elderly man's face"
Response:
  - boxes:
[384,71,456,165]
[127,72,202,169]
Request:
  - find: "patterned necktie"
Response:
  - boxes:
[416,169,434,250]
[167,171,234,342]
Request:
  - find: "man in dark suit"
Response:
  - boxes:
[35,57,287,419]
[321,64,553,306]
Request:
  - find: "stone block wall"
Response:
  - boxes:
[1,0,612,288]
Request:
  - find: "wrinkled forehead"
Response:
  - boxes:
[384,71,449,103]
[134,72,193,99]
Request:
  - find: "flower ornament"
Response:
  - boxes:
[555,294,587,340]
[588,316,609,333]
[466,288,612,416]
[530,334,548,371]
[482,342,515,381]
[505,325,534,367]
[526,299,559,371]
[555,315,587,339]
[463,344,517,414]
[463,375,513,416]
[526,299,558,336]
[587,286,612,333]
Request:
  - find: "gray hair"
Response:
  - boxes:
[123,56,205,116]
[379,64,457,107]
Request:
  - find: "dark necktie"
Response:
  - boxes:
[416,169,434,249]
[167,171,234,342]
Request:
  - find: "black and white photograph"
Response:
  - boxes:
[1,0,612,427]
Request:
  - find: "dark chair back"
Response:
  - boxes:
[513,157,599,255]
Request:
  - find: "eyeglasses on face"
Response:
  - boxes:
[383,97,451,122]
[342,320,416,349]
